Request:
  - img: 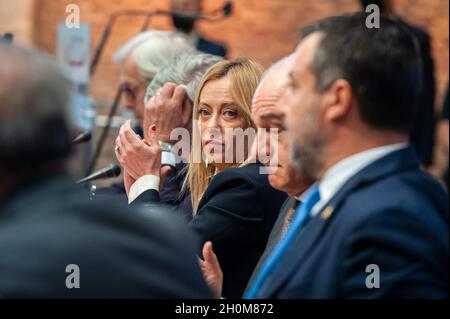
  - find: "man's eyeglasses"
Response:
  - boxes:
[120,80,149,101]
[120,83,140,101]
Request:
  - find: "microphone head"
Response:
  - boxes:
[76,163,121,184]
[72,131,92,145]
[105,163,122,178]
[223,2,233,17]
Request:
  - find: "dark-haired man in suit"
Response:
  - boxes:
[245,14,449,298]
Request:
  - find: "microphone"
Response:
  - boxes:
[71,131,92,145]
[77,163,121,184]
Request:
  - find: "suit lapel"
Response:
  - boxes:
[257,200,335,297]
[258,147,420,297]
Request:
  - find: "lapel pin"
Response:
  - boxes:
[321,206,334,220]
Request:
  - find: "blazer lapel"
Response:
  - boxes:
[257,200,335,297]
[258,147,420,298]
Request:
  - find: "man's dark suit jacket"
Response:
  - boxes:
[253,147,449,298]
[134,162,287,298]
[244,196,299,294]
[0,174,212,298]
[197,36,227,57]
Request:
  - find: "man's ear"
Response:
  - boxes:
[322,79,353,122]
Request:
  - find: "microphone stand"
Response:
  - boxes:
[86,3,233,177]
[90,10,171,77]
[85,85,123,176]
[90,3,231,75]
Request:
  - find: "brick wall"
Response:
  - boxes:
[14,0,446,107]
[0,0,34,43]
[1,0,448,177]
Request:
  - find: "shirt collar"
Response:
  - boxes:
[295,190,310,203]
[313,143,408,216]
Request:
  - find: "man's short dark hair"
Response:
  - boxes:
[0,44,72,175]
[300,14,422,133]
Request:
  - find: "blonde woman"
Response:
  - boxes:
[116,58,287,298]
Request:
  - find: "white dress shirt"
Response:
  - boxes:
[127,151,180,204]
[311,143,408,216]
[128,175,160,204]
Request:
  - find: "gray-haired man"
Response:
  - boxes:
[113,30,194,126]
[115,51,222,217]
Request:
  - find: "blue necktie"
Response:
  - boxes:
[245,185,321,299]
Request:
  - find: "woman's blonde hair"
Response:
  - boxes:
[184,58,264,213]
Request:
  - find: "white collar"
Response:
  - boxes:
[295,191,309,203]
[312,143,408,216]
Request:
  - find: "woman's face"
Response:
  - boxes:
[197,76,249,169]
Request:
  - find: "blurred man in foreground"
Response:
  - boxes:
[0,43,211,298]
